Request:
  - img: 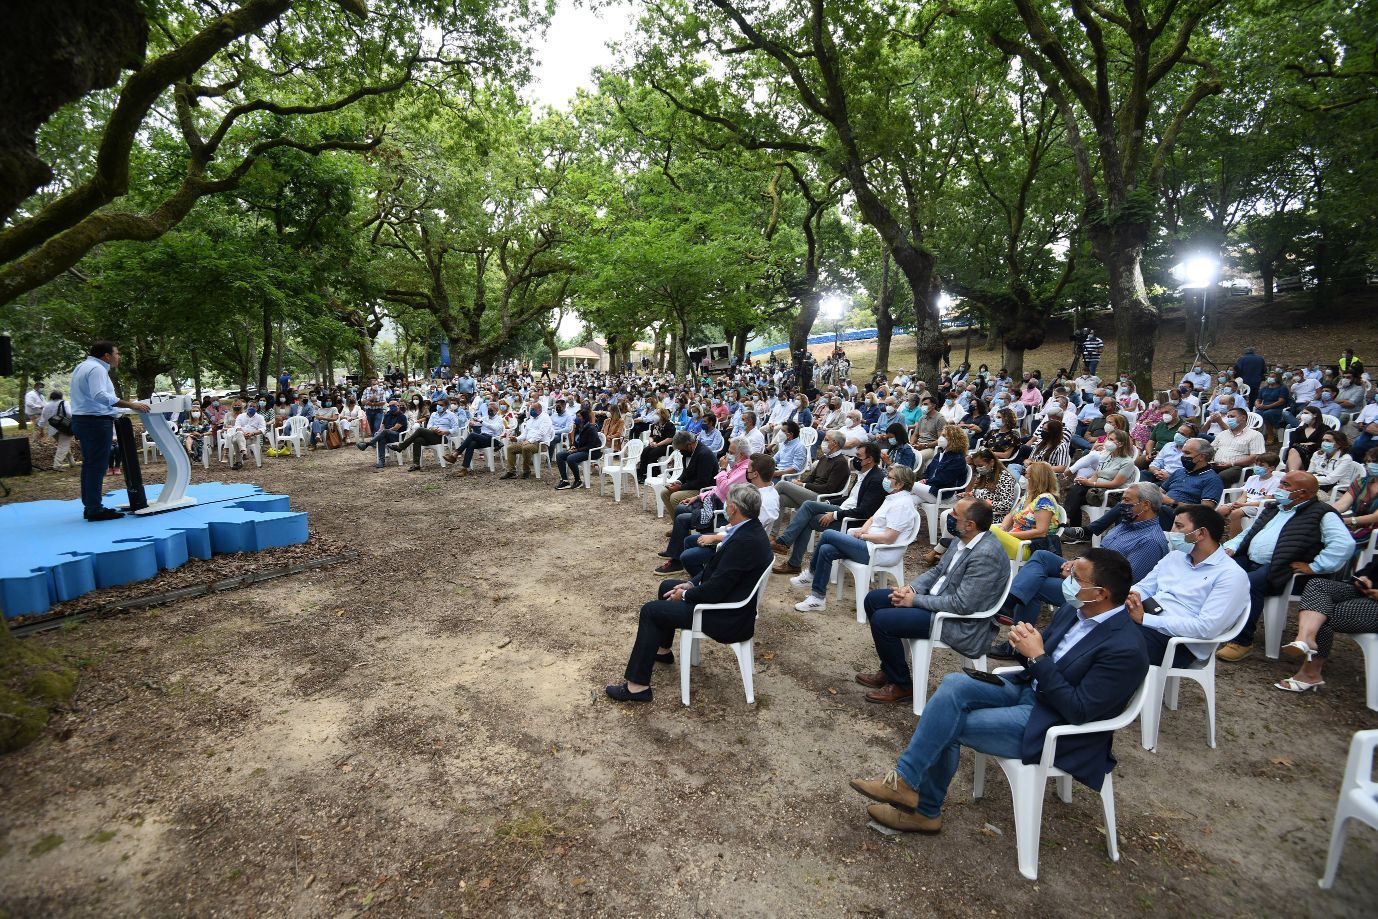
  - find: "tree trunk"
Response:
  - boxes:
[191,346,202,402]
[731,327,749,364]
[1102,242,1157,394]
[874,250,895,375]
[1260,261,1274,305]
[274,318,284,382]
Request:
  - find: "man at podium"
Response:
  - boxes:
[69,341,150,521]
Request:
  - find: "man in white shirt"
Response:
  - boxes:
[337,398,365,443]
[837,410,870,456]
[24,382,46,431]
[1209,408,1265,485]
[938,395,965,424]
[39,390,74,468]
[229,404,266,470]
[502,403,554,478]
[1127,504,1250,668]
[390,399,459,470]
[740,411,766,455]
[69,341,151,520]
[1073,372,1100,399]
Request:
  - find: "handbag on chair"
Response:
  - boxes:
[325,423,342,449]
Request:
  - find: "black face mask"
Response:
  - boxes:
[851,456,863,471]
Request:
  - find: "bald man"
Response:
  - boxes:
[1216,471,1354,661]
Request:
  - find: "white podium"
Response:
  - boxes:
[125,396,197,515]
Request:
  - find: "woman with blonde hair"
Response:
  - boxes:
[997,460,1064,553]
[912,424,969,504]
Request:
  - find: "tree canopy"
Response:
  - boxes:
[3,0,1375,396]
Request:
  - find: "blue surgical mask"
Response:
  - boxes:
[1221,387,1233,395]
[1166,530,1192,554]
[1274,488,1296,509]
[1173,433,1187,446]
[1367,462,1378,477]
[1252,464,1267,476]
[882,478,895,494]
[1225,417,1239,429]
[1061,575,1087,609]
[1322,442,1336,454]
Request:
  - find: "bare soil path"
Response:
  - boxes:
[1,441,1375,917]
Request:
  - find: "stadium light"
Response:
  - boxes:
[821,294,847,321]
[1175,254,1219,290]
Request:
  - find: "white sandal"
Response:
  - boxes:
[1274,677,1324,693]
[1280,640,1317,661]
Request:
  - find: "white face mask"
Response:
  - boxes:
[936,435,949,450]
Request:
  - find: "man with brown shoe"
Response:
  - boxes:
[850,549,1149,833]
[856,499,1010,703]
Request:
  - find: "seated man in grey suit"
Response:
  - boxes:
[857,498,1011,703]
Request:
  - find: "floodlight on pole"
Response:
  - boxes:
[1175,254,1219,290]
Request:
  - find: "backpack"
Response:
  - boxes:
[48,402,72,435]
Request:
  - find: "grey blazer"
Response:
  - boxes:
[906,532,1012,658]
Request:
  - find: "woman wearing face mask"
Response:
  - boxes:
[1331,447,1378,548]
[912,425,969,504]
[924,449,1020,564]
[637,408,678,479]
[790,465,919,613]
[1306,430,1360,493]
[958,397,990,440]
[996,461,1064,553]
[984,408,1020,461]
[881,422,916,469]
[1220,452,1283,538]
[181,406,211,462]
[1283,408,1327,472]
[1063,430,1136,526]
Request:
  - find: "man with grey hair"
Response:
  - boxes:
[991,481,1170,659]
[656,436,753,574]
[740,411,766,455]
[775,429,852,524]
[606,483,774,703]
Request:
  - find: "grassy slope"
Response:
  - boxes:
[800,289,1378,389]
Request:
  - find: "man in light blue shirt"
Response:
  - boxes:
[549,398,575,455]
[773,422,808,479]
[69,341,149,520]
[1129,504,1250,666]
[389,399,458,470]
[1217,471,1352,660]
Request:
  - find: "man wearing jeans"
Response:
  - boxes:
[68,341,150,521]
[770,443,886,574]
[848,549,1147,833]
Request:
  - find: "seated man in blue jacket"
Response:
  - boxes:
[848,548,1149,833]
[606,483,774,703]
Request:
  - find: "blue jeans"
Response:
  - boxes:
[456,431,494,468]
[809,529,871,596]
[373,429,402,466]
[1006,550,1067,624]
[664,506,699,561]
[71,415,115,513]
[1232,561,1273,647]
[364,408,384,437]
[896,672,1035,817]
[557,449,591,482]
[864,588,936,687]
[778,499,843,567]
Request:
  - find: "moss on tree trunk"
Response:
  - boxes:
[0,622,78,753]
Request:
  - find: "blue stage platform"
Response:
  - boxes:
[0,483,309,619]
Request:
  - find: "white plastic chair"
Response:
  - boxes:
[833,513,925,622]
[141,419,179,464]
[1319,729,1378,889]
[1262,573,1302,660]
[798,426,818,463]
[903,558,1016,714]
[416,431,448,468]
[918,464,974,545]
[577,433,607,488]
[1358,528,1378,571]
[599,439,644,502]
[1083,487,1128,528]
[1139,601,1251,751]
[972,668,1150,881]
[1248,411,1264,430]
[644,450,684,518]
[275,415,310,457]
[1346,633,1378,713]
[216,428,263,468]
[681,566,772,706]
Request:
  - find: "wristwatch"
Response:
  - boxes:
[1026,654,1046,665]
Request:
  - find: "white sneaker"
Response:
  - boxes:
[794,595,827,613]
[790,570,813,587]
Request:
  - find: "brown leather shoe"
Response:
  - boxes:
[865,683,914,704]
[772,562,801,575]
[920,549,943,566]
[1216,642,1253,662]
[855,671,887,689]
[771,540,791,556]
[849,770,918,810]
[867,803,942,834]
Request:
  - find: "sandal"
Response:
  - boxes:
[1280,640,1317,661]
[1273,677,1324,693]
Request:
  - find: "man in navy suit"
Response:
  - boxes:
[848,548,1149,833]
[607,483,775,703]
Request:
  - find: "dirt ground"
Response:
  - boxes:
[2,424,1376,917]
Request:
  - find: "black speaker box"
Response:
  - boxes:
[0,334,12,377]
[0,436,32,476]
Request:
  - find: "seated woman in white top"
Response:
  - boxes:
[792,465,920,612]
[1307,430,1362,494]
